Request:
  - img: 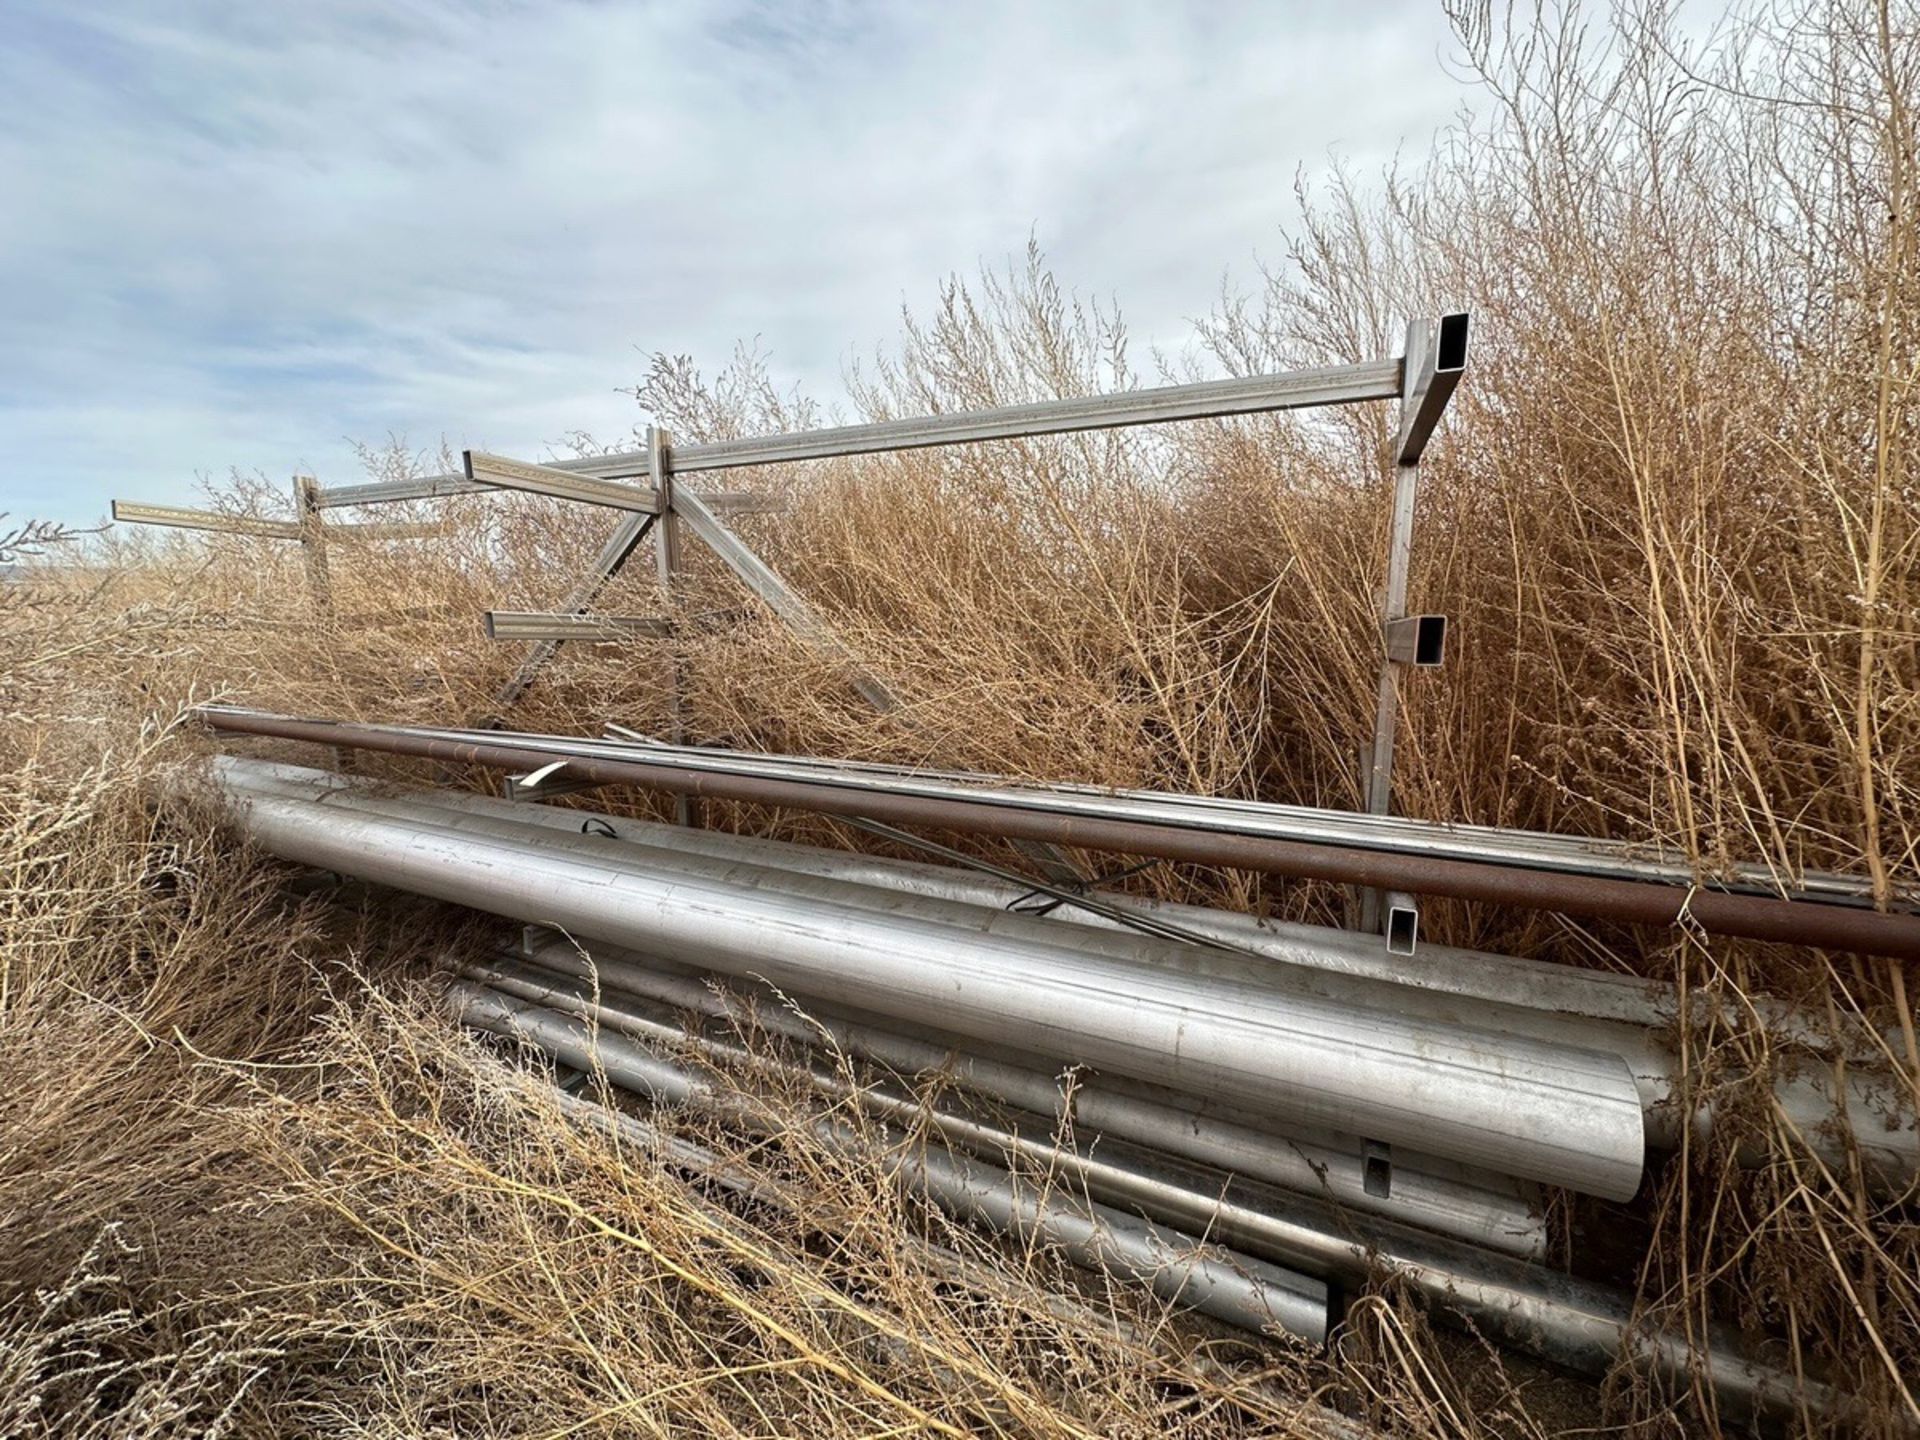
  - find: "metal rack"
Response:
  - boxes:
[116,316,1472,948]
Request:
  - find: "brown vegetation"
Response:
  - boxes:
[1,1,1915,1434]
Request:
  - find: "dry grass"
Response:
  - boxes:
[2,0,1917,1434]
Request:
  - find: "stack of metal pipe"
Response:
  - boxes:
[191,756,1895,1428]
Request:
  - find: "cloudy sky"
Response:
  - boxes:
[0,1,1468,530]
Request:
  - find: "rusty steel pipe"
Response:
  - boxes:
[196,707,1920,960]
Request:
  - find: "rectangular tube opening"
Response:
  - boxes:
[1387,894,1419,957]
[1437,312,1470,373]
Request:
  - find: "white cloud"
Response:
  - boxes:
[0,0,1466,527]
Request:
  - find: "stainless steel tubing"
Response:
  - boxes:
[483,939,1549,1258]
[451,982,1331,1344]
[209,760,1914,1185]
[204,758,1874,1039]
[451,980,1842,1431]
[204,782,1648,1196]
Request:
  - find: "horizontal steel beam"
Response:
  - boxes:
[315,356,1405,507]
[267,711,1904,911]
[464,450,657,511]
[112,500,302,539]
[452,980,1839,1428]
[460,963,1349,1340]
[112,499,441,541]
[209,758,1920,1185]
[453,981,1332,1343]
[483,610,674,642]
[534,1084,1355,1434]
[314,471,783,513]
[644,358,1405,474]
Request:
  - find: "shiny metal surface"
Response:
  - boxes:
[319,355,1404,508]
[205,707,1902,909]
[453,981,1331,1343]
[471,944,1548,1258]
[209,759,1917,1184]
[453,980,1838,1429]
[203,777,1647,1196]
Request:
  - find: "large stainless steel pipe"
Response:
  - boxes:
[452,982,1331,1343]
[212,756,1899,1060]
[214,757,1674,1026]
[451,981,1843,1431]
[209,760,1915,1185]
[204,783,1647,1196]
[193,706,1920,959]
[480,940,1548,1258]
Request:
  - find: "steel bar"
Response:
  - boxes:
[484,611,675,642]
[292,477,332,614]
[667,485,903,715]
[319,357,1406,510]
[462,949,1450,1256]
[196,708,1920,958]
[452,980,1840,1429]
[452,981,1331,1343]
[649,427,695,826]
[469,445,902,716]
[473,943,1547,1256]
[221,705,1910,910]
[538,1087,1366,1436]
[111,498,441,541]
[112,499,302,539]
[465,450,660,512]
[314,470,782,512]
[199,778,1647,1193]
[1396,313,1471,466]
[1361,318,1438,935]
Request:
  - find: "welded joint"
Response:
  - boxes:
[1385,614,1447,667]
[1385,892,1419,957]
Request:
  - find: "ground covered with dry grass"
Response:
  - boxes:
[3,2,1917,1434]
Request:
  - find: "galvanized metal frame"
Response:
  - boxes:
[116,326,1470,926]
[458,330,1461,819]
[489,510,658,714]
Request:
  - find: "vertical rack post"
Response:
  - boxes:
[1361,319,1431,933]
[651,426,696,827]
[293,475,332,616]
[1359,312,1469,939]
[293,474,346,771]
